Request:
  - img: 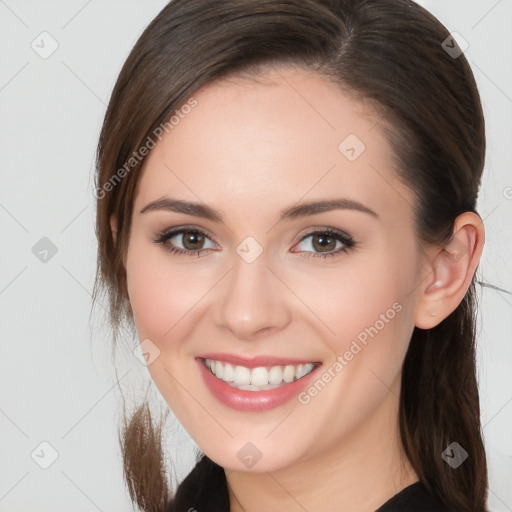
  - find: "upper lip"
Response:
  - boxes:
[198,353,320,368]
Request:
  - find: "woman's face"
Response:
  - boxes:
[124,66,430,472]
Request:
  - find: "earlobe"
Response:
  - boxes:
[110,214,129,271]
[414,212,484,330]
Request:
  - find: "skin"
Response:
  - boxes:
[112,65,484,511]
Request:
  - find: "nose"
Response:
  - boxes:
[213,251,292,341]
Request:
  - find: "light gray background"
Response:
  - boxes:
[0,1,511,510]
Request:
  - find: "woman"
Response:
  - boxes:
[93,0,489,510]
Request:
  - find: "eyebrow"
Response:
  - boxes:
[139,197,379,222]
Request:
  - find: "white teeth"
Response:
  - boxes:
[283,365,295,383]
[221,363,234,382]
[214,360,224,379]
[204,358,316,390]
[233,365,251,385]
[251,367,268,386]
[268,366,283,385]
[296,363,312,379]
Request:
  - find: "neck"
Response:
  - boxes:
[225,382,418,512]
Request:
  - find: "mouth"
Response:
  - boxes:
[196,353,322,411]
[203,358,317,391]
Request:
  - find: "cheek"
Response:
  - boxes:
[125,236,225,358]
[125,240,197,342]
[292,261,417,436]
[293,249,419,396]
[301,263,411,344]
[124,241,206,412]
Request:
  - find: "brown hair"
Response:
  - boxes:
[93,0,488,510]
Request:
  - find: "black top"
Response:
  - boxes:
[376,481,449,511]
[167,455,452,511]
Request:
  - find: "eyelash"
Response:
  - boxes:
[152,226,355,259]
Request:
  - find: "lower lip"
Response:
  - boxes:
[196,358,321,412]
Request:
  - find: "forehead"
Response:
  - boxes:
[134,67,413,224]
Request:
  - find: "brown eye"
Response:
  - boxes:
[181,231,206,250]
[310,232,337,252]
[293,228,355,259]
[153,227,216,256]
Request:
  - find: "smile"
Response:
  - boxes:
[204,358,316,391]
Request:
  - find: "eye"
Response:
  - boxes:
[152,226,355,259]
[292,228,355,259]
[152,227,217,257]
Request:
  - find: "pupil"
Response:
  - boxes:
[184,231,204,250]
[314,234,334,252]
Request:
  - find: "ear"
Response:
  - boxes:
[110,214,129,295]
[110,213,126,267]
[110,214,118,245]
[414,212,485,329]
